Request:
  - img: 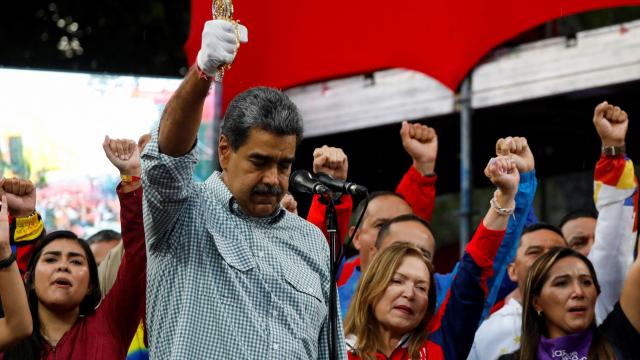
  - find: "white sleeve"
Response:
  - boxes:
[590,156,637,324]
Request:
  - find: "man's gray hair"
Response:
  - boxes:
[222,87,304,150]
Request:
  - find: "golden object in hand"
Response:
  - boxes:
[212,0,239,82]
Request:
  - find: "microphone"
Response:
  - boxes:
[289,170,330,195]
[316,172,368,195]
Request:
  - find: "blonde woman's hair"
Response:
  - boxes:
[344,242,435,360]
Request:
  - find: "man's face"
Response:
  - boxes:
[90,239,120,265]
[219,128,296,218]
[508,229,566,291]
[561,217,596,256]
[353,195,412,272]
[377,221,436,261]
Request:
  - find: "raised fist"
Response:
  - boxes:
[197,20,249,77]
[103,136,141,176]
[484,156,519,196]
[280,193,298,215]
[313,146,348,181]
[0,178,36,218]
[495,136,534,173]
[400,121,438,175]
[593,101,628,147]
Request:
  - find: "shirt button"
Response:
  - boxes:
[258,251,264,258]
[272,343,279,350]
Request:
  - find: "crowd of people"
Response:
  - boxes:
[0,18,638,360]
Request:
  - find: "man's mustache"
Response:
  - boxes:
[251,184,283,196]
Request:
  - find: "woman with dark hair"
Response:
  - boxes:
[500,246,640,360]
[0,194,33,350]
[1,136,146,360]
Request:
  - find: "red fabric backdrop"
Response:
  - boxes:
[184,0,640,109]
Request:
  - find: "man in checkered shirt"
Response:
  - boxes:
[141,19,346,359]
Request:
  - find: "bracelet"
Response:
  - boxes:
[120,175,141,184]
[490,191,515,216]
[15,210,38,227]
[195,63,212,81]
[0,252,16,270]
[601,144,625,156]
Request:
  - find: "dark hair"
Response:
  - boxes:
[516,247,613,360]
[375,214,433,249]
[558,208,598,229]
[4,230,101,360]
[521,222,566,242]
[221,87,304,150]
[86,229,121,245]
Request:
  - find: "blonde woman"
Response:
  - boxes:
[345,242,437,360]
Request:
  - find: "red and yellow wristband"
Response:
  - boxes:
[120,175,141,184]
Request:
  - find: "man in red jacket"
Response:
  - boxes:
[306,121,439,318]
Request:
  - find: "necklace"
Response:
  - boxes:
[41,331,61,346]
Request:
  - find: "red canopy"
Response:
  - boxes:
[185,0,640,109]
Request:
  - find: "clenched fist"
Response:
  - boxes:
[593,101,628,147]
[400,121,438,175]
[197,20,249,77]
[484,156,519,197]
[313,146,348,181]
[103,136,141,176]
[0,178,36,218]
[495,136,534,174]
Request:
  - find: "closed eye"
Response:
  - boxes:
[278,161,292,171]
[553,280,568,287]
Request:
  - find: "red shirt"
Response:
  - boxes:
[2,187,146,360]
[347,339,444,360]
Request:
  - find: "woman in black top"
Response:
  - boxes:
[500,246,640,360]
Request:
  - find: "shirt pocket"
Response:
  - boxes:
[283,265,327,342]
[205,225,256,305]
[206,225,255,271]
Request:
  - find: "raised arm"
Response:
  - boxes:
[482,136,538,318]
[97,137,147,351]
[2,178,44,275]
[306,146,353,246]
[429,156,519,359]
[482,157,519,231]
[142,21,247,248]
[97,135,147,296]
[159,20,247,156]
[396,121,438,221]
[589,101,638,324]
[0,193,32,350]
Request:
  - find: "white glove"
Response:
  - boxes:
[196,20,249,76]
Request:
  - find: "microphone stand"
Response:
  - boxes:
[325,192,340,360]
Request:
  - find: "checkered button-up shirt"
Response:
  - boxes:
[141,123,345,360]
